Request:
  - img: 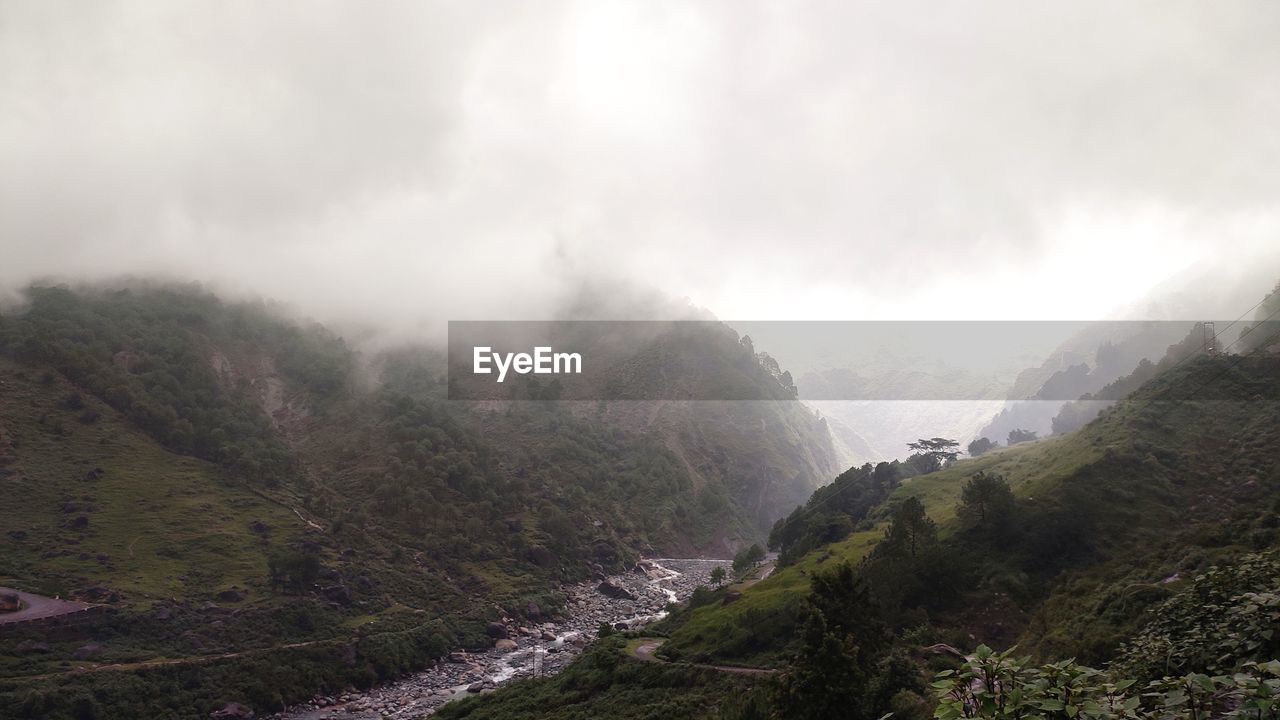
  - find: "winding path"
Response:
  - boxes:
[0,587,95,626]
[628,638,776,677]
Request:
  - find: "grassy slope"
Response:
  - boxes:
[662,355,1280,666]
[0,355,493,716]
[0,356,303,604]
[657,438,1079,665]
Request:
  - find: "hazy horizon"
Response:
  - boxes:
[4,1,1280,335]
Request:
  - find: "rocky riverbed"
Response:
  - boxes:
[270,558,729,720]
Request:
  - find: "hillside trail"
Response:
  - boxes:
[10,638,330,682]
[628,638,776,676]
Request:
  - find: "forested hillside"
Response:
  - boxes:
[0,283,834,718]
[393,282,1280,720]
[619,321,1280,719]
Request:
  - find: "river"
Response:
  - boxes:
[271,558,730,720]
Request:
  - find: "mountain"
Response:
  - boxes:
[0,283,834,718]
[973,250,1280,448]
[618,302,1280,719]
[975,320,1198,443]
[418,336,1280,720]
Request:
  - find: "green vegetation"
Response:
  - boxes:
[0,354,303,603]
[1111,550,1280,682]
[907,438,962,474]
[0,283,840,718]
[956,472,1015,537]
[1,613,477,719]
[359,284,1280,720]
[768,461,903,567]
[773,563,925,720]
[967,437,997,457]
[1006,428,1038,445]
[0,285,351,486]
[932,645,1280,720]
[661,350,1280,684]
[433,636,756,720]
[731,545,765,576]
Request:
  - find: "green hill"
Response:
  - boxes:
[0,283,835,718]
[658,351,1280,669]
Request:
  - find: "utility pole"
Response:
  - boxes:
[1203,321,1219,355]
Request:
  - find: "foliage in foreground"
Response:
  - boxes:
[933,645,1280,720]
[1112,550,1280,682]
[435,636,752,720]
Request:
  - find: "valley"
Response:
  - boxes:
[271,559,726,720]
[4,6,1280,717]
[1,282,1278,720]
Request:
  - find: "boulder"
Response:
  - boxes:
[526,601,542,620]
[485,621,508,639]
[597,579,636,601]
[467,682,485,693]
[216,588,246,603]
[494,639,518,653]
[321,584,353,606]
[209,702,256,719]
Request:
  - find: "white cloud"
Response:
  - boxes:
[2,0,1278,329]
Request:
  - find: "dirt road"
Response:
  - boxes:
[629,638,775,676]
[0,587,94,626]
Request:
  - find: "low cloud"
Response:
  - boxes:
[2,1,1278,331]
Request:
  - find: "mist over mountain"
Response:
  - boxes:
[4,2,1280,718]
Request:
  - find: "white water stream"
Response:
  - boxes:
[273,558,728,720]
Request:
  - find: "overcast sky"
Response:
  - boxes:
[2,1,1279,334]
